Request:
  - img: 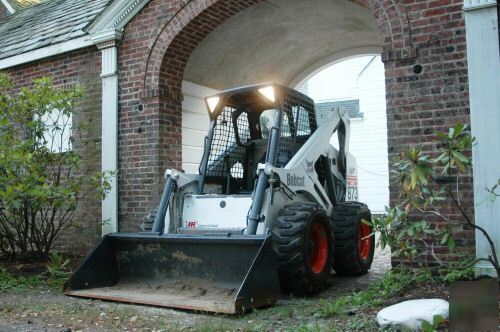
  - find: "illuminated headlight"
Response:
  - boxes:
[258,86,275,102]
[206,96,220,113]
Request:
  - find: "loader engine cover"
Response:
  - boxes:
[181,195,251,231]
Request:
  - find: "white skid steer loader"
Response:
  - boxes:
[65,83,375,314]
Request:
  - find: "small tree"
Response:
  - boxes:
[0,73,113,257]
[371,123,499,278]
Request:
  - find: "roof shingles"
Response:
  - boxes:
[10,0,47,10]
[0,0,112,61]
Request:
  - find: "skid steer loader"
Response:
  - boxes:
[65,83,375,314]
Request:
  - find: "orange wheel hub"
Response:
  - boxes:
[358,223,372,260]
[308,223,328,273]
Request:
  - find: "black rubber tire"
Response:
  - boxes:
[272,202,334,295]
[332,202,375,276]
[140,210,157,232]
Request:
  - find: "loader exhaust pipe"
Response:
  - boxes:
[64,234,280,314]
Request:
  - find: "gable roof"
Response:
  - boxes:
[0,0,112,61]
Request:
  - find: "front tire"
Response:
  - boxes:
[332,202,375,276]
[272,202,334,294]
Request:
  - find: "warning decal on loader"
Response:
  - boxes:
[346,176,359,201]
[182,195,252,230]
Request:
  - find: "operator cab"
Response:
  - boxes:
[199,83,317,195]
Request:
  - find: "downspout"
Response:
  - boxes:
[91,29,123,235]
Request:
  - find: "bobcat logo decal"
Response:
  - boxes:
[305,160,314,174]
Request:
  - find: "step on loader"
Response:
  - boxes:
[65,83,375,314]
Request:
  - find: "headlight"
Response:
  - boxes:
[258,86,275,102]
[206,96,220,113]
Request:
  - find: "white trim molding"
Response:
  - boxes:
[1,0,15,14]
[463,0,497,11]
[86,0,151,33]
[91,29,124,50]
[464,0,500,277]
[0,36,93,70]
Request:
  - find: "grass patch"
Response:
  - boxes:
[0,251,71,291]
[0,267,46,291]
[296,322,330,332]
[348,316,379,331]
[319,269,433,317]
[192,319,237,332]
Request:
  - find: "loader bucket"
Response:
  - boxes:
[64,233,280,314]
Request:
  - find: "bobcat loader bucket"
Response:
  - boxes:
[64,233,280,314]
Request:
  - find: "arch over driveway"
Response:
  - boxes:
[141,0,413,97]
[117,0,473,268]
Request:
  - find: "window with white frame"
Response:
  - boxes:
[39,109,73,153]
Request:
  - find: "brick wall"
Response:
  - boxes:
[4,47,103,253]
[385,0,474,265]
[118,0,188,231]
[116,0,474,265]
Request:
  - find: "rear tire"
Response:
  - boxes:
[332,202,374,276]
[272,202,334,294]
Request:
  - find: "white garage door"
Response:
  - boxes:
[181,81,219,174]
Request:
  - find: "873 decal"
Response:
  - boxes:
[347,186,359,201]
[346,176,359,201]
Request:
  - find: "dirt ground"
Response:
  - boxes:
[0,242,448,331]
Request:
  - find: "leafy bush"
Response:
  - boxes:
[370,123,499,277]
[47,251,71,279]
[0,73,114,257]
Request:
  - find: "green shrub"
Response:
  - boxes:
[0,73,115,257]
[370,123,499,277]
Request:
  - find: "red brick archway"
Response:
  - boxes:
[118,0,472,266]
[141,0,414,98]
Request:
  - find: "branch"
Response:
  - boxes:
[430,175,499,274]
[416,207,451,222]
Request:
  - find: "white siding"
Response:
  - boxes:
[303,56,389,214]
[351,58,389,214]
[181,81,218,173]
